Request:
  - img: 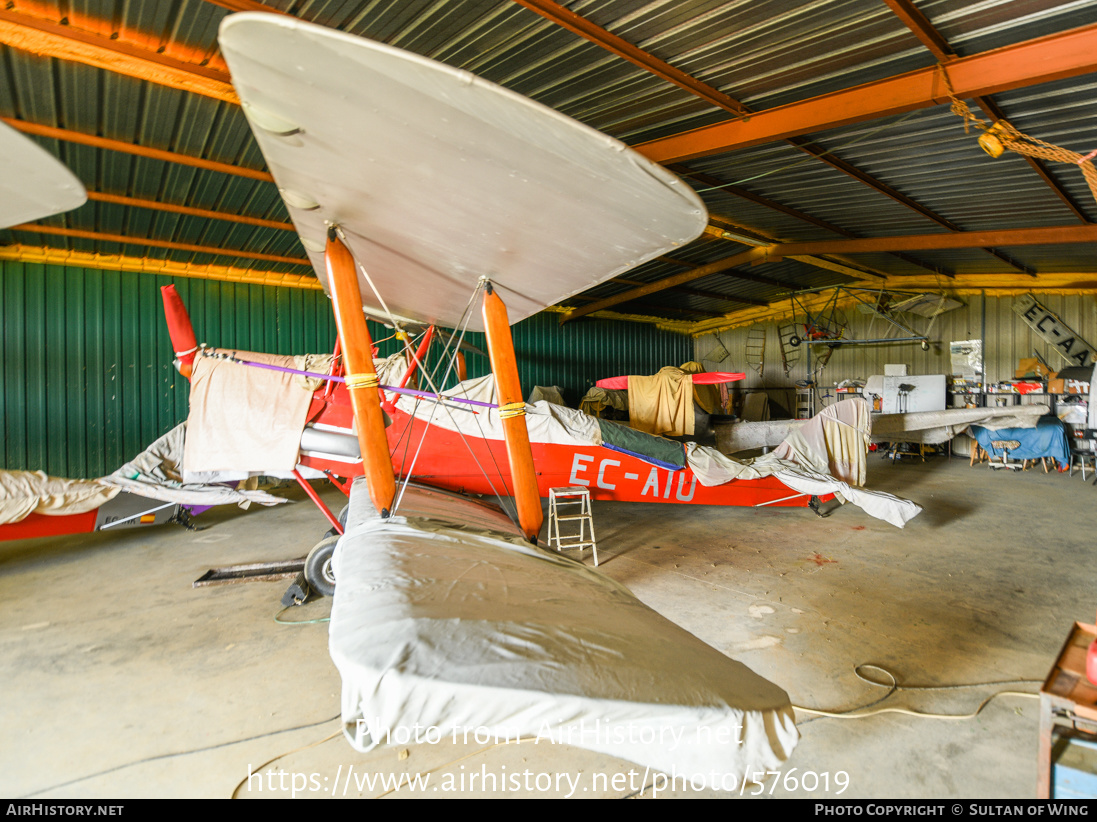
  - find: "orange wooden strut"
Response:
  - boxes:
[324,229,396,516]
[481,283,543,541]
[382,326,434,415]
[398,326,434,391]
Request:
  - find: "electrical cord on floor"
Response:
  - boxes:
[273,605,330,625]
[793,663,1041,723]
[25,713,342,798]
[231,727,345,799]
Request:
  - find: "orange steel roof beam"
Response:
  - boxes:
[0,8,237,104]
[560,248,767,323]
[86,191,294,232]
[687,168,954,278]
[636,23,1097,163]
[11,223,308,266]
[1,118,274,182]
[767,224,1097,256]
[881,0,1090,224]
[881,0,953,61]
[514,3,985,274]
[782,135,1033,274]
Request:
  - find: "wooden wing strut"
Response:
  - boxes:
[482,284,543,542]
[325,229,396,516]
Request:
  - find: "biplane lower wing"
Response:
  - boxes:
[331,481,798,787]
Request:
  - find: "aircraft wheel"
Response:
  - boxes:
[305,535,339,598]
[789,335,802,347]
[323,504,351,539]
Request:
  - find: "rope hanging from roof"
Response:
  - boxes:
[938,63,1097,206]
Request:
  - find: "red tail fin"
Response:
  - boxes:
[161,284,198,379]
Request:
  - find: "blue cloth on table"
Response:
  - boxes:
[970,415,1070,468]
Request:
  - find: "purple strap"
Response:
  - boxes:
[205,351,498,409]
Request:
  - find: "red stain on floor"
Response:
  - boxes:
[810,553,838,566]
[851,526,866,531]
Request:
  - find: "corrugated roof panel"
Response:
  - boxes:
[796,108,1082,232]
[926,0,1097,55]
[397,2,543,62]
[963,242,1097,272]
[23,0,227,66]
[1,0,1095,335]
[712,153,948,238]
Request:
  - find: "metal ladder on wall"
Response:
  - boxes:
[746,326,765,381]
[778,324,800,376]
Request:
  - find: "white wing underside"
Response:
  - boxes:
[219,13,707,330]
[0,121,87,229]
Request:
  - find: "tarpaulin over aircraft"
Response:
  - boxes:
[398,384,920,528]
[330,483,799,789]
[0,470,118,525]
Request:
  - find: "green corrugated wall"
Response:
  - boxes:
[1,261,691,479]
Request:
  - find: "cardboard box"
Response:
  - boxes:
[1015,357,1053,379]
[1050,377,1091,394]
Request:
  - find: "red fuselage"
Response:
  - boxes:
[298,381,814,509]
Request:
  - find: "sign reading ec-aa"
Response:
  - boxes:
[1012,294,1096,368]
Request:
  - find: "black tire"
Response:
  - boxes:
[323,504,351,540]
[305,535,339,598]
[789,335,802,347]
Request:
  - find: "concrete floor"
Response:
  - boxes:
[2,454,1092,799]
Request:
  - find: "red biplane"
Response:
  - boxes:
[0,12,930,785]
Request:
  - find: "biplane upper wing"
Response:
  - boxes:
[0,120,87,228]
[219,13,707,331]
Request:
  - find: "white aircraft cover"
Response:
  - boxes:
[0,120,87,228]
[330,483,798,787]
[102,423,289,508]
[871,405,1048,445]
[398,387,921,528]
[219,14,707,331]
[0,470,118,525]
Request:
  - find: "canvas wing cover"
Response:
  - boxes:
[330,482,798,787]
[219,14,707,331]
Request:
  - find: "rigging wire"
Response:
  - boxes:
[323,230,524,531]
[368,275,521,531]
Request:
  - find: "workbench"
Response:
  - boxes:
[1039,622,1097,798]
